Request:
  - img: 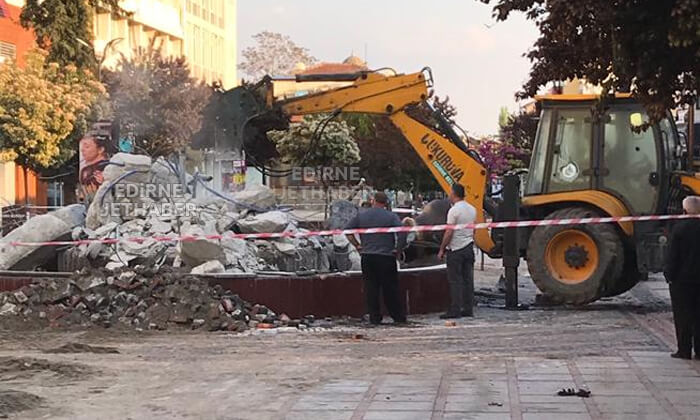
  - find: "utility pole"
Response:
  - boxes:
[502,174,520,309]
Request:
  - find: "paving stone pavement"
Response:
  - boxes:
[274,352,700,420]
[262,274,700,420]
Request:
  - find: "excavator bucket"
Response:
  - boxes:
[197,81,289,163]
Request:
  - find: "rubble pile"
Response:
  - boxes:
[0,268,316,331]
[64,153,354,274]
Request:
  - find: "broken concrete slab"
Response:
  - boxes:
[0,204,86,270]
[327,200,358,229]
[231,184,276,210]
[236,211,290,234]
[179,224,226,267]
[191,260,225,275]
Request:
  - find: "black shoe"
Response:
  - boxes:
[694,354,700,361]
[440,312,462,319]
[461,310,474,317]
[671,352,692,360]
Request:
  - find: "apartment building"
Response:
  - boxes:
[184,0,237,88]
[95,0,237,88]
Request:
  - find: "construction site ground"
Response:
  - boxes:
[1,260,698,420]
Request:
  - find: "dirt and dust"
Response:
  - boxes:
[0,263,680,419]
[0,275,677,419]
[44,343,120,354]
[0,390,44,418]
[0,357,92,382]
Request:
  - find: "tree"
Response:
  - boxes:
[103,43,211,158]
[499,111,539,168]
[344,96,457,193]
[239,31,317,79]
[20,0,123,70]
[477,138,529,178]
[0,50,105,204]
[481,0,699,121]
[269,115,360,214]
[498,106,509,129]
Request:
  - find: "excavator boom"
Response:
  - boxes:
[242,69,496,253]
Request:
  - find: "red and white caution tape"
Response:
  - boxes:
[6,213,700,248]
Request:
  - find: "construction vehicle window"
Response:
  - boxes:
[526,109,553,195]
[548,109,592,193]
[603,109,658,214]
[659,117,680,171]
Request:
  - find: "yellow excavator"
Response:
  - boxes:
[230,68,700,304]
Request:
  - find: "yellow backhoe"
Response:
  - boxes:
[231,68,700,304]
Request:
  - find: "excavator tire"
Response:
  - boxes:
[600,244,643,297]
[527,207,624,305]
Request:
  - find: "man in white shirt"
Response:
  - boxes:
[438,183,477,319]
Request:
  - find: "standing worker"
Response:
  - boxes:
[438,184,477,319]
[346,192,407,325]
[664,196,700,360]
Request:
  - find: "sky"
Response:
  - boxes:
[237,0,539,136]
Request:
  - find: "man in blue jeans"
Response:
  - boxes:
[346,192,407,325]
[438,184,477,319]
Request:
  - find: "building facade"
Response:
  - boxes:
[0,0,238,213]
[0,0,47,209]
[95,0,237,88]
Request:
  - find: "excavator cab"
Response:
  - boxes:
[519,94,692,304]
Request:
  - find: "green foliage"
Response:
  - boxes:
[481,0,699,121]
[498,106,509,128]
[344,95,457,192]
[269,115,360,176]
[20,0,123,70]
[499,111,538,168]
[0,49,105,172]
[238,31,317,79]
[350,115,440,192]
[102,44,211,158]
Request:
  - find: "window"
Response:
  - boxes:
[192,0,200,17]
[0,41,17,63]
[548,109,592,193]
[603,108,659,213]
[186,24,194,61]
[194,26,202,66]
[526,109,552,195]
[95,12,111,40]
[129,24,141,49]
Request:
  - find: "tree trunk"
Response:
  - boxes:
[23,165,30,222]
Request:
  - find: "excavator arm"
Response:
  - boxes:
[244,69,496,253]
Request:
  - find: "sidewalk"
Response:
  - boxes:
[3,273,698,420]
[280,351,700,420]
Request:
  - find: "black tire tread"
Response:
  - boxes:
[527,207,624,305]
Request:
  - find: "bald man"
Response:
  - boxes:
[664,196,700,360]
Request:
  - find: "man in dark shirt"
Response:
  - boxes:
[664,196,700,360]
[346,192,407,325]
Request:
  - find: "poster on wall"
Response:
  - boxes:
[78,121,115,201]
[221,160,247,193]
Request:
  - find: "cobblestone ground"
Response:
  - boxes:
[0,264,697,420]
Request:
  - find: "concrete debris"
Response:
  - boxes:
[2,154,360,275]
[0,204,86,270]
[327,200,358,229]
[0,268,328,332]
[190,260,225,275]
[230,184,277,210]
[236,211,291,234]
